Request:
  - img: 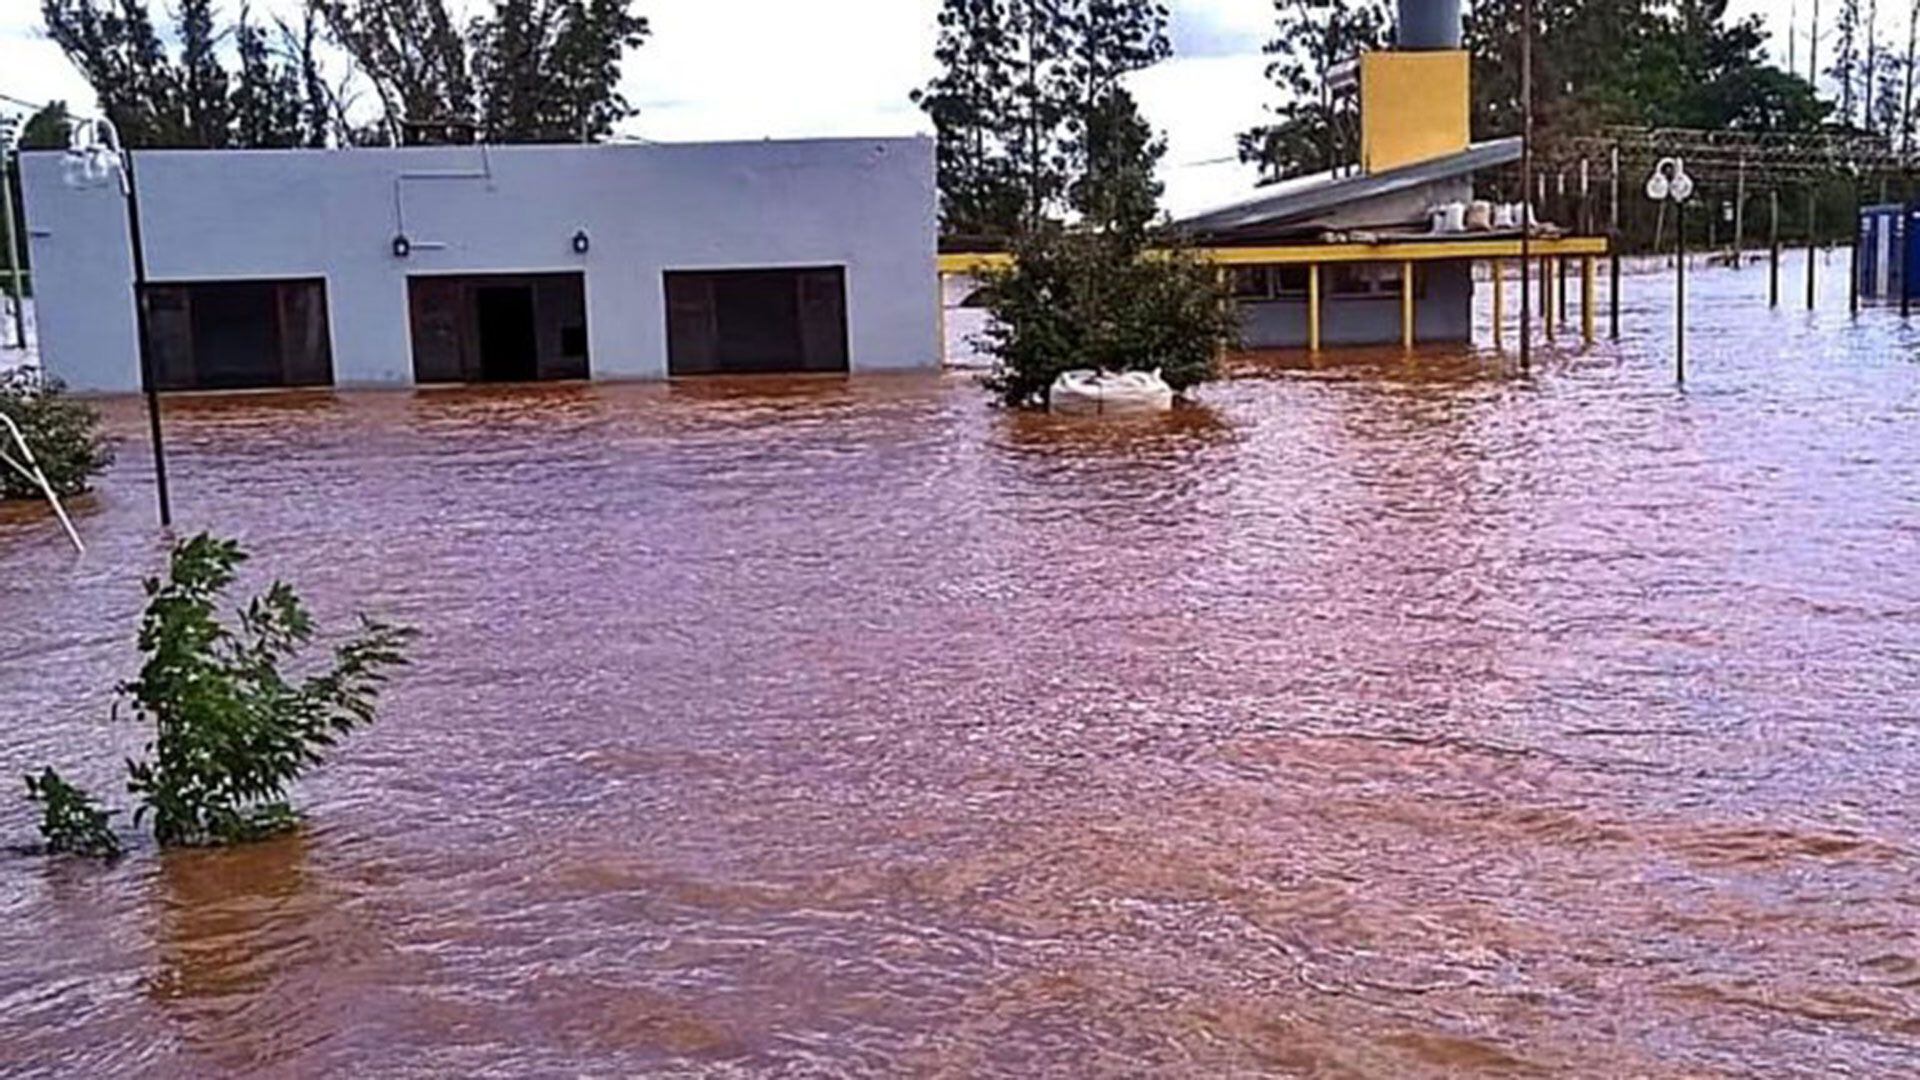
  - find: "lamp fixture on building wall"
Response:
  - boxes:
[391,234,412,258]
[571,229,590,255]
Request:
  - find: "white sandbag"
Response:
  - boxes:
[1049,369,1175,415]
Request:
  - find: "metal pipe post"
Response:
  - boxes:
[1849,184,1860,317]
[1806,185,1817,310]
[1676,199,1686,384]
[1492,259,1504,348]
[123,149,172,527]
[1581,256,1595,344]
[1609,145,1620,339]
[1401,260,1415,350]
[1519,0,1533,373]
[1769,189,1781,307]
[1903,201,1913,319]
[1308,263,1322,351]
[1734,156,1747,264]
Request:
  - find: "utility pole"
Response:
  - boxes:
[1520,0,1533,373]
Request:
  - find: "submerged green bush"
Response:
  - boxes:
[0,367,113,500]
[24,768,121,858]
[24,534,415,855]
[978,225,1239,409]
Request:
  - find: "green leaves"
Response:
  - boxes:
[23,768,121,858]
[24,533,415,857]
[0,368,113,502]
[979,223,1238,408]
[918,0,1173,236]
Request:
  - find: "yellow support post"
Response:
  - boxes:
[1308,263,1322,352]
[1401,260,1415,350]
[1541,257,1555,341]
[1581,256,1595,344]
[1491,259,1504,349]
[935,270,947,366]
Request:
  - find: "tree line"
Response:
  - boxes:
[35,0,649,149]
[1240,0,1841,183]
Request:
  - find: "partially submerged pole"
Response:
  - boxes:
[1541,253,1555,340]
[1770,189,1781,307]
[1903,200,1913,319]
[1401,260,1415,350]
[123,148,172,528]
[1581,255,1595,344]
[1492,259,1505,348]
[1519,0,1533,373]
[1849,183,1860,316]
[1308,263,1322,351]
[1609,145,1621,339]
[1734,156,1747,265]
[1806,185,1818,310]
[1676,198,1687,384]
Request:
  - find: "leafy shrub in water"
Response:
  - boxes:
[0,367,113,500]
[978,224,1239,409]
[23,534,415,855]
[23,768,121,858]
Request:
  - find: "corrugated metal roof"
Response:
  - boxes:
[1175,137,1521,235]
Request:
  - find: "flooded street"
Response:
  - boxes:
[4,252,1919,1075]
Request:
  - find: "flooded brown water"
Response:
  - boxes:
[4,252,1920,1076]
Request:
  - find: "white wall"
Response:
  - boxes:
[21,138,938,392]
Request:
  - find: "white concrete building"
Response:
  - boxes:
[20,138,938,393]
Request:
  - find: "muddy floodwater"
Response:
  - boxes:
[4,252,1919,1076]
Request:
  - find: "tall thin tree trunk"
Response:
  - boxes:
[1905,1,1918,155]
[1868,0,1880,130]
[1813,0,1822,87]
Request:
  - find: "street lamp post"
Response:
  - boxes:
[1645,156,1695,384]
[63,117,170,526]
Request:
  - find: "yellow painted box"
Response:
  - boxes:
[1360,50,1470,175]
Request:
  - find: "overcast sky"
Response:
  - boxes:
[0,0,1873,215]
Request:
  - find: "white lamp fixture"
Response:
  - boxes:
[61,117,127,194]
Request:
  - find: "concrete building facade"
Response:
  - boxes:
[21,138,938,393]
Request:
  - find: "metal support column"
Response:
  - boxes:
[1581,255,1595,344]
[1308,263,1321,352]
[1769,189,1781,307]
[1806,185,1818,310]
[1401,260,1415,350]
[1492,259,1505,348]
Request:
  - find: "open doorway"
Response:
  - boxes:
[664,266,848,375]
[143,278,333,390]
[408,272,588,383]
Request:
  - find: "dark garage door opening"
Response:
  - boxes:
[664,266,848,375]
[144,279,333,391]
[408,273,589,384]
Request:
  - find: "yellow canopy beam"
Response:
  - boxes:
[937,236,1610,276]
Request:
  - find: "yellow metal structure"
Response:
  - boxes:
[1540,257,1555,340]
[1581,255,1596,344]
[1491,260,1504,348]
[1359,51,1470,174]
[937,237,1608,276]
[1308,264,1322,352]
[1401,260,1415,350]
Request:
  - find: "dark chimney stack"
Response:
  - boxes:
[1396,0,1462,50]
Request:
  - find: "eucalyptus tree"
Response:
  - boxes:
[1239,0,1391,182]
[917,0,1171,232]
[471,0,651,143]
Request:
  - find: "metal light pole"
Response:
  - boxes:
[64,118,170,526]
[1646,157,1694,384]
